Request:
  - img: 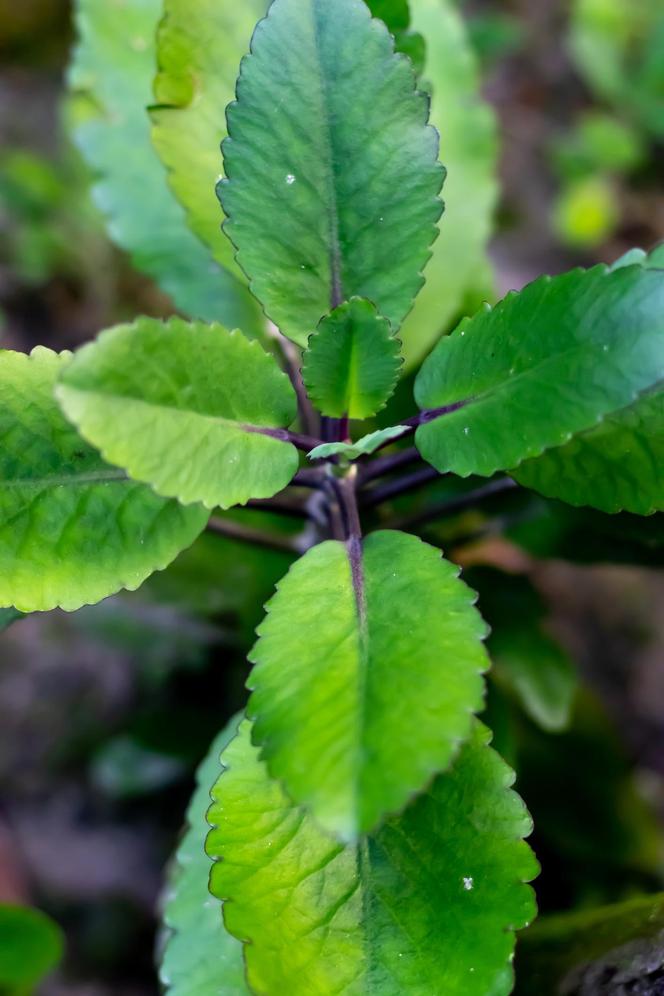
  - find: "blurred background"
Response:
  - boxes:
[0,0,663,992]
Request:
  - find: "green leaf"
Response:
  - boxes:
[56,318,299,510]
[513,390,664,515]
[368,0,410,32]
[0,904,64,992]
[302,298,402,419]
[308,425,407,461]
[208,719,538,995]
[0,609,23,631]
[219,0,444,347]
[247,529,489,838]
[398,0,498,369]
[151,0,268,273]
[160,716,248,996]
[0,347,207,613]
[516,893,664,996]
[69,0,261,334]
[415,264,664,478]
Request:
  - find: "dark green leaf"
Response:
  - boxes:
[69,0,262,333]
[0,904,63,992]
[0,348,207,613]
[415,264,664,478]
[367,0,410,32]
[302,298,401,419]
[220,0,444,346]
[57,318,299,510]
[0,609,23,632]
[160,717,248,996]
[248,530,489,838]
[208,719,538,995]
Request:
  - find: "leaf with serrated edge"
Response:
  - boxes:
[398,0,498,369]
[303,298,402,419]
[308,425,407,461]
[0,348,206,613]
[69,0,261,334]
[160,716,248,996]
[219,0,444,346]
[514,391,664,515]
[56,318,299,511]
[415,264,664,478]
[151,0,267,273]
[247,529,489,839]
[207,718,538,996]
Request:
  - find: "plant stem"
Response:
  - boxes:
[389,477,519,532]
[360,465,441,508]
[272,331,319,437]
[246,496,309,518]
[369,401,471,453]
[206,515,303,554]
[359,446,422,483]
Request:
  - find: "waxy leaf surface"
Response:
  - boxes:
[160,717,247,996]
[0,348,206,612]
[415,264,664,478]
[57,318,299,510]
[208,719,538,996]
[248,529,489,838]
[220,0,444,345]
[69,0,261,333]
[303,298,401,419]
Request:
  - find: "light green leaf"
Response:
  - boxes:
[398,0,498,369]
[247,529,489,839]
[308,425,407,461]
[160,716,248,996]
[219,0,444,346]
[0,348,206,613]
[302,298,402,419]
[513,391,664,515]
[516,892,664,996]
[151,0,267,273]
[56,318,299,511]
[69,0,261,334]
[0,905,64,992]
[208,719,538,996]
[415,264,664,478]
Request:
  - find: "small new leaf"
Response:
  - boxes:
[0,348,206,613]
[308,425,407,461]
[303,298,402,419]
[57,318,299,510]
[160,717,248,996]
[208,719,538,996]
[220,0,444,345]
[415,263,664,478]
[247,530,489,839]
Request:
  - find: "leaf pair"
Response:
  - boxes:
[414,256,664,515]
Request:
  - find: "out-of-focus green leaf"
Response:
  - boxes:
[69,0,262,333]
[160,716,248,996]
[248,530,488,839]
[0,347,207,613]
[368,0,410,32]
[219,0,444,347]
[57,318,299,510]
[0,609,23,631]
[302,298,402,419]
[516,893,664,995]
[552,176,619,249]
[207,719,538,995]
[415,264,664,478]
[0,904,64,993]
[398,0,498,368]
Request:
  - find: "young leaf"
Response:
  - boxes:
[302,298,402,419]
[160,716,248,996]
[69,0,261,334]
[208,719,538,996]
[247,529,489,839]
[0,905,64,993]
[308,425,407,461]
[56,318,299,510]
[513,391,664,515]
[151,0,267,276]
[398,0,498,369]
[219,0,444,346]
[0,348,206,613]
[415,264,664,478]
